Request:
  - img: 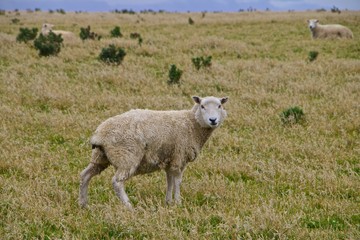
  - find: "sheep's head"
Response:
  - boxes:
[42,23,54,31]
[307,19,319,30]
[192,96,228,129]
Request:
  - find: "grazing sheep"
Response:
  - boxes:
[79,96,229,209]
[307,19,353,39]
[41,23,74,37]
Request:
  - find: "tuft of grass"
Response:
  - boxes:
[303,215,346,230]
[192,56,212,70]
[308,50,319,62]
[280,106,305,125]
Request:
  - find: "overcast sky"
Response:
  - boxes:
[1,0,359,12]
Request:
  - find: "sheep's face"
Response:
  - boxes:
[42,23,54,31]
[193,96,228,129]
[308,19,319,30]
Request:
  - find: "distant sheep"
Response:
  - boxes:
[79,96,229,209]
[41,23,74,37]
[307,19,353,39]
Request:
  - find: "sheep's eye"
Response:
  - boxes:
[201,105,205,109]
[218,105,222,109]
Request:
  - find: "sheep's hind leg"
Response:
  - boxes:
[79,148,109,208]
[112,170,134,210]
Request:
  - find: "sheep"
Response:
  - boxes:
[307,19,353,39]
[79,96,229,209]
[41,23,74,37]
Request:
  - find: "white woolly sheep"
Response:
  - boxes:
[79,96,229,209]
[307,19,353,39]
[41,23,74,37]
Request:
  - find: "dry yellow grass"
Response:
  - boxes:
[0,10,359,239]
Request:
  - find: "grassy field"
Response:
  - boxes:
[0,9,359,239]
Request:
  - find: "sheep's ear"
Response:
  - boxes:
[307,19,309,23]
[192,96,202,104]
[315,19,319,23]
[220,97,228,104]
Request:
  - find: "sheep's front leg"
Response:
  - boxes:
[166,169,183,205]
[165,171,174,204]
[173,171,183,204]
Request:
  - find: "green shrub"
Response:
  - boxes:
[16,27,38,43]
[168,64,183,85]
[138,37,143,46]
[331,6,341,14]
[192,56,212,70]
[99,44,126,65]
[80,25,101,40]
[188,17,194,25]
[130,32,141,39]
[130,32,143,46]
[33,32,63,57]
[56,9,66,14]
[280,106,305,125]
[110,26,123,38]
[192,57,202,70]
[308,51,319,62]
[11,18,20,24]
[113,9,136,14]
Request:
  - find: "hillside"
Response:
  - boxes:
[0,10,359,239]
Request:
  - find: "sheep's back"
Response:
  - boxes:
[92,109,194,148]
[316,24,353,38]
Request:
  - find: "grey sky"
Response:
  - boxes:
[1,0,359,12]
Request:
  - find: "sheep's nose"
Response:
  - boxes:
[209,118,217,125]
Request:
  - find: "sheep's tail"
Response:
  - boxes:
[92,144,101,149]
[90,135,109,164]
[90,135,103,149]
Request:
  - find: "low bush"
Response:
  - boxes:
[33,32,63,57]
[168,64,183,85]
[110,26,123,38]
[11,18,20,24]
[188,17,194,25]
[308,51,319,62]
[16,27,38,43]
[192,56,212,70]
[130,32,141,39]
[130,32,143,46]
[80,25,101,40]
[99,44,126,65]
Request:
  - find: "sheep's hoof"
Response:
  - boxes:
[125,202,134,211]
[79,200,88,209]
